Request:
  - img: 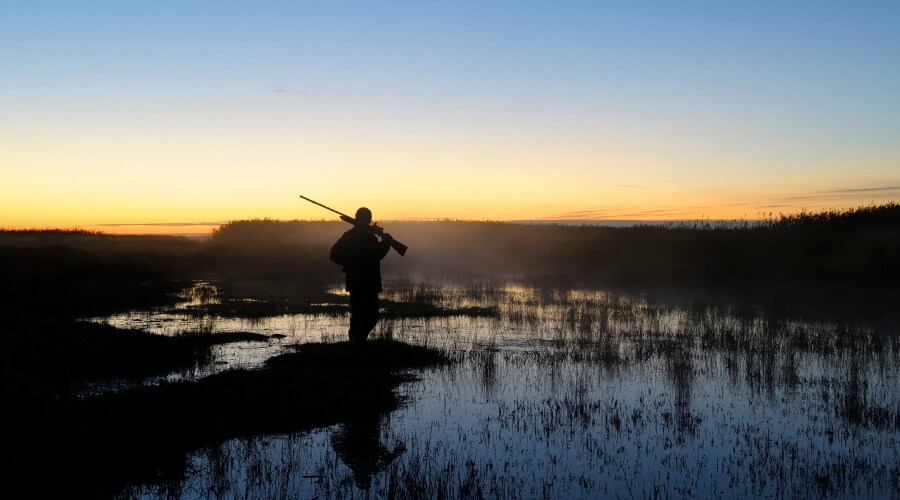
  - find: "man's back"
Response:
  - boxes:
[330,225,390,293]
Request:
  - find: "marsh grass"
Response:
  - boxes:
[101,278,898,499]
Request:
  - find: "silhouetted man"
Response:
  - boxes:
[329,207,393,344]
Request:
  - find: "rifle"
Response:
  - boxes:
[299,195,408,256]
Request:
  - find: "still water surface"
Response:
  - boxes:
[90,281,898,499]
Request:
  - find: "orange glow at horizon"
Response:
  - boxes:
[5,194,898,235]
[5,138,898,234]
[4,87,899,234]
[3,99,898,234]
[3,2,899,236]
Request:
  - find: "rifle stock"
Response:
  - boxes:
[390,239,409,256]
[374,225,408,256]
[348,218,408,257]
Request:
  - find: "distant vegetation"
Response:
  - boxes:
[3,203,898,305]
[206,203,900,290]
[771,202,900,230]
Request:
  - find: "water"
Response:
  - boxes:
[93,281,899,499]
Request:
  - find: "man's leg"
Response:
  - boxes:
[358,293,379,343]
[348,292,362,343]
[349,292,379,344]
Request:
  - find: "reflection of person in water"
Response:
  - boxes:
[329,207,393,345]
[330,414,405,490]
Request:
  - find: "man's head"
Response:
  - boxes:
[355,207,372,226]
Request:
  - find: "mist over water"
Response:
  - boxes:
[509,219,763,227]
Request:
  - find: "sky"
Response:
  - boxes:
[2,1,899,233]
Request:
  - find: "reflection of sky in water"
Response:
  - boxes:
[99,282,897,498]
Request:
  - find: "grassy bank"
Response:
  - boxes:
[0,321,267,400]
[1,340,448,498]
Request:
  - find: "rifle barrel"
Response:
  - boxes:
[298,195,350,219]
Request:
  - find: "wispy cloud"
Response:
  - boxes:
[542,202,759,220]
[781,184,900,202]
[93,222,225,227]
[566,209,617,215]
[272,88,310,96]
[820,186,900,195]
[543,208,618,219]
[541,208,695,220]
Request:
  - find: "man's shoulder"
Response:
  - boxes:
[339,226,364,237]
[347,226,375,238]
[336,226,375,245]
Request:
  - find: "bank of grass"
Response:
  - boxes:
[3,340,448,498]
[0,321,267,401]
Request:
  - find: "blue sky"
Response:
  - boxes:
[2,1,899,229]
